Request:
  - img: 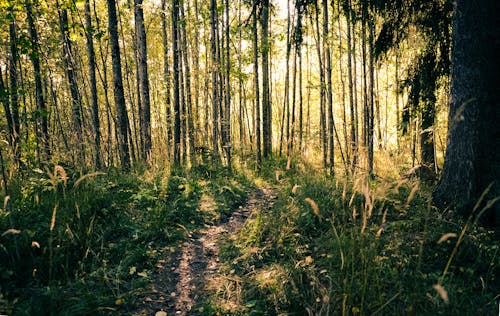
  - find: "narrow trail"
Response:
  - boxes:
[134,187,276,315]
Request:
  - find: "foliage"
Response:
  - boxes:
[216,157,499,315]
[0,163,251,315]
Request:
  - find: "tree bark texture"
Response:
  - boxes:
[433,0,500,225]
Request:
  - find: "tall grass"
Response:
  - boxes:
[0,162,251,315]
[217,156,499,315]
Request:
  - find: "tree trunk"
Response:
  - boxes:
[224,0,232,168]
[26,0,50,162]
[210,0,220,162]
[134,0,152,161]
[252,0,261,164]
[58,2,84,160]
[323,0,334,176]
[84,0,101,168]
[9,11,20,160]
[261,0,271,158]
[433,0,500,225]
[161,0,172,159]
[107,0,131,168]
[172,0,181,164]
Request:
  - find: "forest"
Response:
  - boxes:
[0,0,499,314]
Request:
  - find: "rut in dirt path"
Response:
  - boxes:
[136,187,277,316]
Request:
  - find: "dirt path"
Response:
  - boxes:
[133,187,276,315]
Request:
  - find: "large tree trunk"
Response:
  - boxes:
[134,0,152,161]
[433,0,500,225]
[107,0,131,169]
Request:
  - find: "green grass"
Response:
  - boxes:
[216,156,499,315]
[0,162,252,315]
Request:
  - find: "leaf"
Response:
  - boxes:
[437,233,457,244]
[2,229,21,236]
[433,284,449,304]
[129,266,136,275]
[137,271,148,278]
[155,311,167,316]
[245,300,257,307]
[291,184,300,194]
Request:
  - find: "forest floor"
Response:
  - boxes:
[132,187,277,316]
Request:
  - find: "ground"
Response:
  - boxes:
[133,188,277,315]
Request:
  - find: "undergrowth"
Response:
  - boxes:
[0,162,251,315]
[218,156,499,315]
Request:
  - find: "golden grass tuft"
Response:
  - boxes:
[305,197,322,220]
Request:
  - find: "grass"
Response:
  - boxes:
[215,156,499,315]
[1,155,498,315]
[0,162,252,315]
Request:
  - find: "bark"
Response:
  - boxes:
[107,0,131,168]
[224,0,231,168]
[323,0,334,176]
[433,0,500,225]
[134,0,152,161]
[161,0,172,158]
[261,0,271,158]
[252,0,261,163]
[84,0,101,168]
[58,3,84,158]
[210,0,220,162]
[26,0,50,161]
[172,0,181,164]
[9,12,20,159]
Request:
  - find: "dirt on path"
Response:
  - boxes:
[133,187,276,315]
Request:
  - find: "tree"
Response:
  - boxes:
[134,0,152,161]
[84,0,101,168]
[107,0,131,169]
[57,0,84,159]
[433,0,500,225]
[172,0,181,164]
[26,0,50,162]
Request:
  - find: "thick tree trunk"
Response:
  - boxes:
[107,0,131,169]
[134,0,152,161]
[433,0,500,225]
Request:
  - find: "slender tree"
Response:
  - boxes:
[134,0,152,161]
[107,0,131,168]
[84,0,101,168]
[26,0,50,161]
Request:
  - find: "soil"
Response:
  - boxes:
[132,187,276,315]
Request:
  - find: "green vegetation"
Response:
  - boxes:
[0,163,251,315]
[213,157,499,315]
